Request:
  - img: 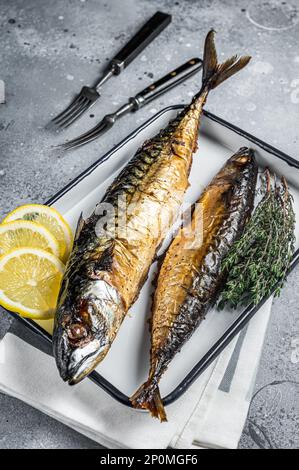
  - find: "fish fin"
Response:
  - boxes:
[202,29,251,90]
[74,212,85,241]
[130,382,167,422]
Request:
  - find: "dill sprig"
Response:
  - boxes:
[218,170,296,309]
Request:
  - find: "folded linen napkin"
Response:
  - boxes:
[0,299,272,449]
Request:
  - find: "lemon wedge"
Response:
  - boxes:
[3,204,73,262]
[0,247,65,319]
[0,220,60,257]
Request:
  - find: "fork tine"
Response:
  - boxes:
[48,95,84,129]
[51,96,84,125]
[52,96,88,128]
[58,103,90,130]
[61,124,108,150]
[55,99,90,130]
[60,121,108,150]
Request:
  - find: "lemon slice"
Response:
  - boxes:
[3,204,73,262]
[0,220,60,257]
[0,247,65,319]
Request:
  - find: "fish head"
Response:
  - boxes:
[230,147,255,166]
[53,278,123,385]
[215,147,255,182]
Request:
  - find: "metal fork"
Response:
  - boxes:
[47,11,171,131]
[58,58,202,151]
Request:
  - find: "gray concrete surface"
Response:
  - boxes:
[0,0,298,449]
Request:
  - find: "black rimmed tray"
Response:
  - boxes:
[5,105,299,408]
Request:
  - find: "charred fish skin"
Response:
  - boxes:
[131,148,258,421]
[53,30,251,386]
[152,148,258,369]
[53,67,205,385]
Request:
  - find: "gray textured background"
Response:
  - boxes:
[0,0,298,449]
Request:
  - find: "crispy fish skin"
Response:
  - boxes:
[131,148,258,421]
[53,69,204,385]
[53,30,251,385]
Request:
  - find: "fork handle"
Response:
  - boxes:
[110,11,171,74]
[131,58,203,108]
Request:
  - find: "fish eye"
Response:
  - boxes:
[67,323,88,341]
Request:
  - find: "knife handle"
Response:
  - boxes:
[131,58,203,108]
[110,11,171,74]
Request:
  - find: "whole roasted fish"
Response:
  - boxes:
[53,30,251,385]
[131,148,258,421]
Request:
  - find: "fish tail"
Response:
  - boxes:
[130,381,167,422]
[202,30,251,91]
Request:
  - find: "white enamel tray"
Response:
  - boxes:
[8,106,299,408]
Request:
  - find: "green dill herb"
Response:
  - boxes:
[218,170,296,309]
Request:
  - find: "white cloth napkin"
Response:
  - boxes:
[0,299,272,449]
